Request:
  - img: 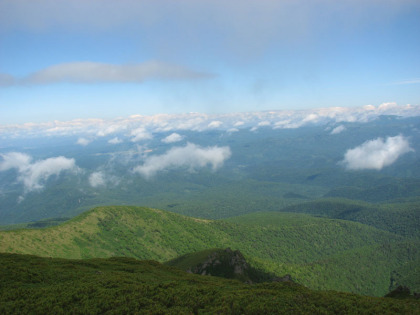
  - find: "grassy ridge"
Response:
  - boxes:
[1,253,419,314]
[0,206,418,296]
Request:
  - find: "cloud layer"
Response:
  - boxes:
[133,143,231,178]
[341,135,413,170]
[1,103,419,140]
[0,152,77,191]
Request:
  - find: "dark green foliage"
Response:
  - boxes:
[1,253,419,314]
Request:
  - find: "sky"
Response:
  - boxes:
[0,0,420,125]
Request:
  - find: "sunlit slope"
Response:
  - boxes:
[0,206,224,260]
[0,206,402,260]
[0,206,418,296]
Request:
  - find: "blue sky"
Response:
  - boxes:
[0,0,419,124]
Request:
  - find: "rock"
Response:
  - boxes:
[272,274,293,282]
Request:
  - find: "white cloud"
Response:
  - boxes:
[162,133,184,143]
[89,171,106,187]
[341,135,413,170]
[0,152,32,172]
[97,124,126,137]
[0,152,78,191]
[108,137,123,144]
[4,61,212,86]
[133,143,231,178]
[258,121,271,127]
[330,125,346,135]
[76,137,91,146]
[303,113,319,123]
[131,127,152,142]
[208,121,223,128]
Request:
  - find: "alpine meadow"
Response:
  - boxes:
[1,1,420,314]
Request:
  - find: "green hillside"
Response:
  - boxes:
[2,253,419,314]
[0,206,418,296]
[324,179,420,203]
[278,198,420,239]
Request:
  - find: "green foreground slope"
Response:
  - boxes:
[1,253,419,315]
[0,206,418,296]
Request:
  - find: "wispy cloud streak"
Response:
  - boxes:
[1,61,213,86]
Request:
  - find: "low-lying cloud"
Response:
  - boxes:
[131,127,153,142]
[0,152,78,191]
[162,133,183,144]
[133,143,231,178]
[341,135,413,170]
[76,137,91,146]
[89,171,106,187]
[108,137,123,144]
[330,125,346,135]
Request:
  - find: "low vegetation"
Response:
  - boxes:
[1,253,419,314]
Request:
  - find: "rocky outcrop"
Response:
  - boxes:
[385,286,419,300]
[185,248,293,284]
[187,248,249,277]
[272,274,293,282]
